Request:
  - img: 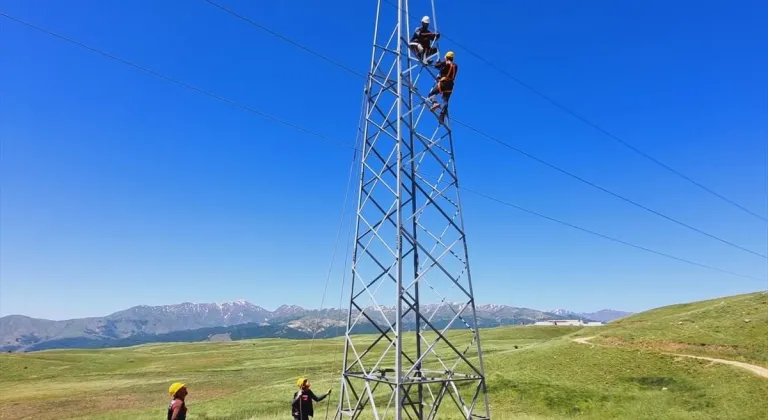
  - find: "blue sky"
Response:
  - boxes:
[1,0,766,320]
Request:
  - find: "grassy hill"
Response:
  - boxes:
[584,291,768,367]
[2,293,767,420]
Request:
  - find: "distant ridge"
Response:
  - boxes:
[0,301,631,352]
[549,308,633,323]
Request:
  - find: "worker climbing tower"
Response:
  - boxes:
[334,1,491,419]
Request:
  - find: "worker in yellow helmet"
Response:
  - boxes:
[292,377,331,420]
[167,382,188,420]
[427,51,458,124]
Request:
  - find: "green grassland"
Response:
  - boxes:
[583,291,768,366]
[2,293,767,420]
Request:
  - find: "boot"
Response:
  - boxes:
[427,96,440,111]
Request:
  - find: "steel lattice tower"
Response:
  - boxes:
[335,1,490,419]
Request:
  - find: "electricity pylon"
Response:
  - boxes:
[335,1,490,419]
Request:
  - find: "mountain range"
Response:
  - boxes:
[0,301,631,353]
[549,308,634,323]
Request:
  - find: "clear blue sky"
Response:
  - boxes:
[1,0,766,320]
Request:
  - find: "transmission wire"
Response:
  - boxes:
[0,12,355,152]
[324,120,362,420]
[201,0,366,80]
[303,91,365,377]
[194,2,767,259]
[302,149,356,375]
[459,186,765,282]
[2,12,764,285]
[380,0,768,223]
[452,118,767,259]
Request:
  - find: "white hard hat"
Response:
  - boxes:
[421,16,430,24]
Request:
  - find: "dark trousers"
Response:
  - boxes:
[429,80,453,116]
[429,80,453,98]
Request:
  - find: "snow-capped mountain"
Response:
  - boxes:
[272,304,309,319]
[548,308,632,322]
[0,301,630,352]
[549,309,576,316]
[108,300,274,334]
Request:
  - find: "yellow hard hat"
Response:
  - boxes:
[169,382,185,397]
[297,377,307,387]
[445,51,455,59]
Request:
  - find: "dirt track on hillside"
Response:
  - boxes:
[572,336,768,379]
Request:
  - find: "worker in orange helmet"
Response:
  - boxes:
[167,382,188,420]
[292,377,331,420]
[427,51,458,124]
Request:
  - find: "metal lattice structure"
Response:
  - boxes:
[335,1,490,419]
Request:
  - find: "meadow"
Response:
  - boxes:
[583,291,768,366]
[2,292,766,419]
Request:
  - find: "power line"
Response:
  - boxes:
[454,119,768,260]
[197,1,767,260]
[304,123,359,375]
[304,89,366,373]
[380,0,768,224]
[461,187,764,283]
[0,12,354,152]
[2,12,763,283]
[201,0,367,80]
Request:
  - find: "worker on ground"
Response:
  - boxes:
[409,15,440,64]
[167,382,188,420]
[427,51,458,124]
[292,377,331,420]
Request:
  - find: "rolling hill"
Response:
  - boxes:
[584,291,768,366]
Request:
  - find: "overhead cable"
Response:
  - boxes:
[380,0,768,223]
[195,2,768,259]
[2,11,763,283]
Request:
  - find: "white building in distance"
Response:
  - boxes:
[533,319,603,327]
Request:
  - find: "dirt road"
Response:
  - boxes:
[572,336,768,379]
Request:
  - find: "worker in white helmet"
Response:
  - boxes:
[409,15,440,64]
